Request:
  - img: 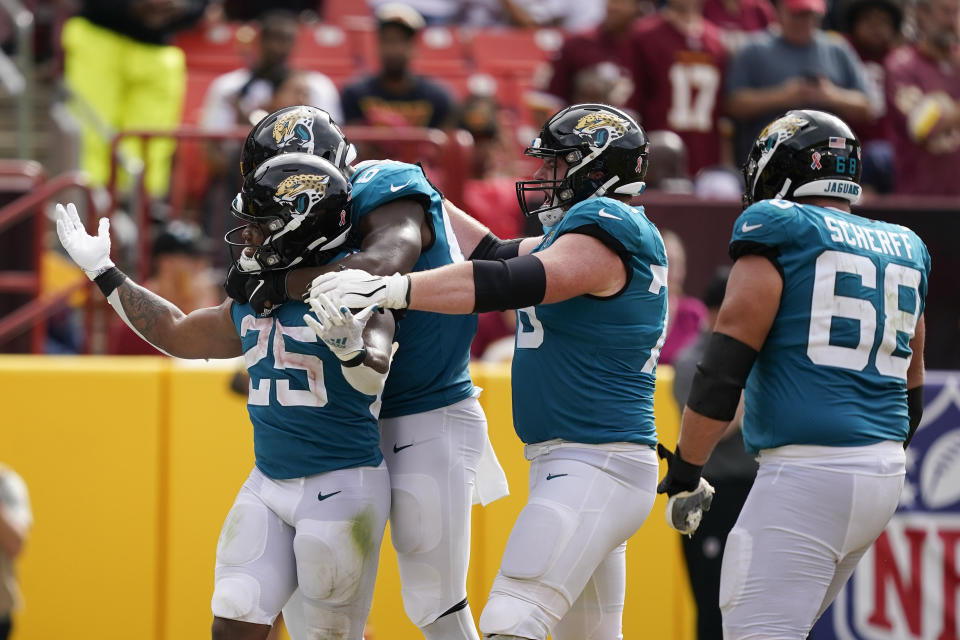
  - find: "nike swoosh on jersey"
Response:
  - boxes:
[598,209,622,220]
[390,180,413,193]
[317,490,341,501]
[393,443,414,453]
[546,473,568,480]
[741,222,763,233]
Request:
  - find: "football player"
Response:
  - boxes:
[229,106,507,640]
[56,154,395,640]
[658,110,929,637]
[309,104,668,640]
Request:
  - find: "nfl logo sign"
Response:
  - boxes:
[810,372,960,640]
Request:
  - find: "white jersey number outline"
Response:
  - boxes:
[240,316,328,406]
[807,250,921,379]
[667,63,720,133]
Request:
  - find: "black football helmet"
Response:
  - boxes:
[240,105,358,177]
[517,103,648,226]
[742,109,863,208]
[226,153,352,273]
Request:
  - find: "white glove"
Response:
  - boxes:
[308,269,410,311]
[664,477,716,536]
[55,202,115,280]
[304,294,378,362]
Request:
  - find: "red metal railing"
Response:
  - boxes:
[0,168,98,353]
[0,126,472,353]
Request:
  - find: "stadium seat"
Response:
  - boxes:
[288,24,357,75]
[324,0,374,26]
[467,28,563,76]
[174,22,251,73]
[353,26,471,76]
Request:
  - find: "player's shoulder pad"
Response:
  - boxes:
[730,198,803,251]
[557,197,650,254]
[350,160,433,218]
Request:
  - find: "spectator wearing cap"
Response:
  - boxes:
[340,3,455,129]
[885,0,960,195]
[724,0,872,163]
[842,0,903,192]
[108,221,219,355]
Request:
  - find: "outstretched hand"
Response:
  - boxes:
[55,202,115,280]
[304,294,378,363]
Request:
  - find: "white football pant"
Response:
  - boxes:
[479,442,659,640]
[211,463,390,639]
[719,441,905,639]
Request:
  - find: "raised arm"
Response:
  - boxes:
[56,203,241,359]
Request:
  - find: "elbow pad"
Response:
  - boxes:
[905,386,923,449]
[470,232,523,261]
[686,333,758,422]
[472,254,546,313]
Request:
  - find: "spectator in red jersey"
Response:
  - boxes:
[539,0,646,108]
[885,0,960,195]
[659,229,708,366]
[702,0,776,51]
[724,0,871,164]
[842,0,903,192]
[631,0,730,176]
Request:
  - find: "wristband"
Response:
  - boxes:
[340,349,367,368]
[94,267,128,297]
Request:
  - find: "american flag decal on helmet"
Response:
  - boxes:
[829,136,846,149]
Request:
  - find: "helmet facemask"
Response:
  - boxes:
[225,154,353,274]
[516,104,648,228]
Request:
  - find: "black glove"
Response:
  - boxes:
[247,270,289,316]
[657,443,715,536]
[223,265,251,304]
[224,266,289,315]
[656,443,704,495]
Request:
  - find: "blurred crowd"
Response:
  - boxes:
[10,0,959,358]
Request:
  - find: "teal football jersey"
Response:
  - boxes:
[350,160,477,418]
[511,197,668,446]
[730,198,931,452]
[230,300,383,479]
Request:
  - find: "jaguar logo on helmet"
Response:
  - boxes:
[274,174,330,215]
[758,114,808,152]
[574,112,629,147]
[272,108,316,154]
